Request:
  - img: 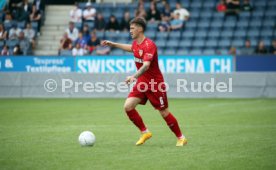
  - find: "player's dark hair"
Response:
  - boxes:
[129,17,147,32]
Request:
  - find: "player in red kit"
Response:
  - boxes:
[101,17,187,146]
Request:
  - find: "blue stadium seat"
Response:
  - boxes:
[249,20,262,28]
[4,22,12,30]
[166,40,179,49]
[203,49,216,55]
[168,31,181,40]
[236,20,249,29]
[75,22,82,31]
[221,30,234,38]
[17,21,26,29]
[203,1,215,8]
[194,31,207,40]
[234,30,247,38]
[120,32,130,40]
[112,49,124,55]
[31,21,38,32]
[210,20,223,29]
[164,48,176,55]
[179,40,192,48]
[158,48,163,55]
[185,21,197,29]
[145,31,156,40]
[190,1,202,9]
[255,1,267,7]
[200,11,213,19]
[207,30,220,39]
[231,40,244,47]
[192,40,205,48]
[247,29,260,38]
[96,31,105,39]
[0,40,5,48]
[147,23,158,31]
[260,29,274,38]
[176,49,189,55]
[190,49,202,55]
[218,39,231,48]
[6,39,19,48]
[156,40,166,48]
[182,30,195,39]
[197,21,210,29]
[84,22,95,30]
[60,50,72,56]
[205,40,218,48]
[156,32,168,40]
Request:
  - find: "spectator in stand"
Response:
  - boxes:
[240,40,254,55]
[225,0,240,20]
[23,22,35,48]
[29,4,41,35]
[146,2,161,22]
[75,32,87,49]
[255,41,268,54]
[120,11,131,32]
[94,13,106,32]
[8,0,21,18]
[242,0,253,11]
[58,32,72,54]
[72,43,86,56]
[135,2,147,18]
[86,31,100,54]
[65,21,79,41]
[0,23,7,40]
[33,0,45,12]
[83,2,96,22]
[17,0,31,22]
[18,31,31,55]
[217,0,227,12]
[173,2,190,21]
[13,44,23,55]
[4,12,13,24]
[82,24,90,42]
[269,40,276,54]
[70,2,82,23]
[229,46,237,55]
[161,2,172,17]
[9,23,22,39]
[170,13,183,31]
[106,15,120,32]
[158,15,170,32]
[1,45,9,55]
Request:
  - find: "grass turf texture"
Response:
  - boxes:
[0,99,275,170]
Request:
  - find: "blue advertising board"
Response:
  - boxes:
[236,55,276,71]
[0,56,74,72]
[76,55,233,73]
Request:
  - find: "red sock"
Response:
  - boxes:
[163,113,183,138]
[126,109,147,132]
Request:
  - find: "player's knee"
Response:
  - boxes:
[159,108,170,117]
[124,103,134,112]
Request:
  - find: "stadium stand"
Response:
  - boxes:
[0,0,275,56]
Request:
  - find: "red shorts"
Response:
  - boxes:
[128,81,168,110]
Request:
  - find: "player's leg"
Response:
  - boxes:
[159,108,187,147]
[124,97,152,145]
[146,84,187,146]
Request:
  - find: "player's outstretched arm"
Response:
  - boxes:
[101,40,132,52]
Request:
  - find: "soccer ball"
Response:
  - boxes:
[78,131,96,146]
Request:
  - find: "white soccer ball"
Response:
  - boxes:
[78,131,96,146]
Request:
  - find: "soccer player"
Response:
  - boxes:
[101,17,187,147]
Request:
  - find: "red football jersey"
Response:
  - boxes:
[131,38,164,83]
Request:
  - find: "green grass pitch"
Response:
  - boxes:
[0,98,275,170]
